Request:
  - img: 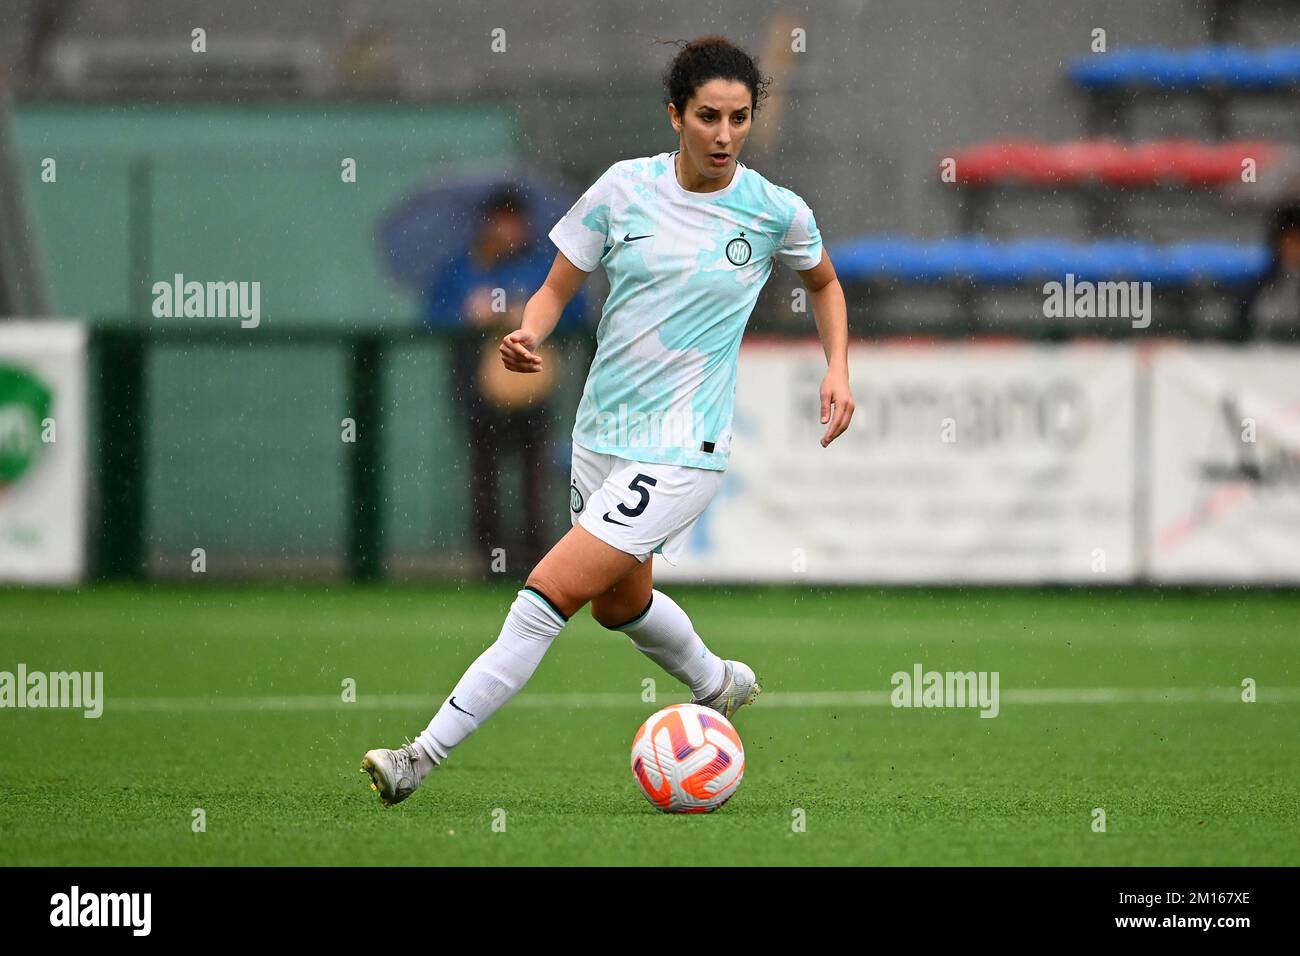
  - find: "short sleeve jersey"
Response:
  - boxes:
[548,150,822,472]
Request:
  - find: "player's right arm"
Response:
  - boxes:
[500,250,590,373]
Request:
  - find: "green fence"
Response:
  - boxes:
[90,325,592,579]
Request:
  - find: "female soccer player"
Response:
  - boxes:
[363,35,854,805]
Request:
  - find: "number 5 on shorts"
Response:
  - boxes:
[617,473,658,518]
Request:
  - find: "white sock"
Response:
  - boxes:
[616,589,726,700]
[416,587,567,763]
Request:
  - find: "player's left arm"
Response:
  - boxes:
[798,252,854,448]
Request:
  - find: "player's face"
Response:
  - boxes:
[670,79,752,185]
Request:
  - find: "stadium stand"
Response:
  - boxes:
[829,25,1300,340]
[943,138,1288,234]
[1068,43,1300,137]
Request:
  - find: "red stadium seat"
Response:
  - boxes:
[1176,141,1278,187]
[947,139,1046,185]
[1048,139,1126,185]
[1096,140,1176,186]
[945,138,1283,189]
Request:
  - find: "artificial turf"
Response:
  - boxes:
[1,584,1297,865]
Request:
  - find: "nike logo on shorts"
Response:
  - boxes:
[623,233,653,242]
[602,511,632,527]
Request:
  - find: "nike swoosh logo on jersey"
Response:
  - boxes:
[448,696,476,717]
[602,511,632,527]
[623,233,653,242]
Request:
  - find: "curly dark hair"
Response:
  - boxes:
[658,35,771,117]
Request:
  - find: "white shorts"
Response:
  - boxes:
[568,440,724,566]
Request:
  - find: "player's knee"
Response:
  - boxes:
[523,571,579,621]
[590,592,651,630]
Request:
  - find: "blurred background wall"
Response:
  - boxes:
[1,0,1297,581]
[10,0,1300,240]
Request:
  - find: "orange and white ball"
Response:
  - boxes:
[630,703,745,813]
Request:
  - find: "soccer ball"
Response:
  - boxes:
[630,703,745,813]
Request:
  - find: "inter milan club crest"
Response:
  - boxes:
[725,232,752,266]
[570,482,584,514]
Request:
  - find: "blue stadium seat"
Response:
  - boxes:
[1164,242,1270,285]
[828,237,1268,287]
[1067,44,1300,91]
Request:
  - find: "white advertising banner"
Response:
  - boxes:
[1148,345,1300,582]
[659,341,1137,583]
[0,321,88,583]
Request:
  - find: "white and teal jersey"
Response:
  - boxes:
[548,150,823,472]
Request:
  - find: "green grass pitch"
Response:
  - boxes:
[2,584,1297,866]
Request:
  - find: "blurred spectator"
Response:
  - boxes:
[1233,201,1300,341]
[425,186,587,574]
